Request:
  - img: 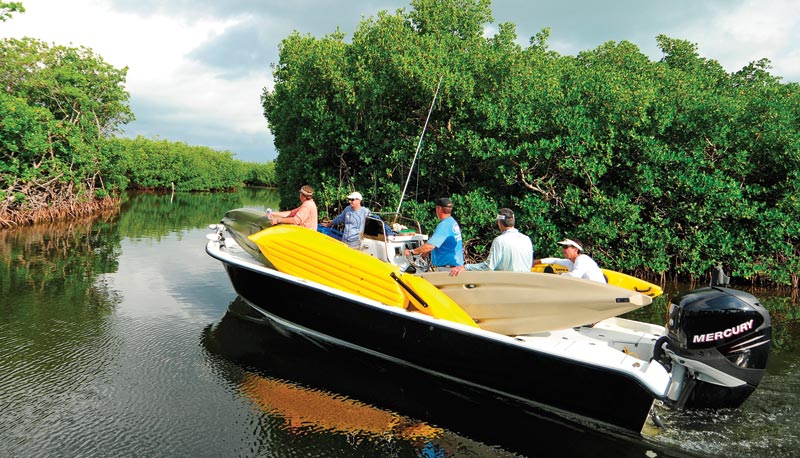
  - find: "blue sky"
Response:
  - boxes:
[3,0,798,163]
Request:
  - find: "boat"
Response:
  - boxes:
[206,208,773,434]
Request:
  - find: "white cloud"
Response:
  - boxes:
[4,1,234,77]
[2,0,271,157]
[141,63,267,135]
[682,0,800,78]
[715,0,795,44]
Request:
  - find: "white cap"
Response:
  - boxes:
[557,239,583,251]
[347,191,363,200]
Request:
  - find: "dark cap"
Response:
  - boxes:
[435,197,453,208]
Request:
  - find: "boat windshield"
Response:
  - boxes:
[363,213,422,239]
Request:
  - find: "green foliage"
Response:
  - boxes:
[0,1,24,22]
[262,0,800,286]
[241,161,276,187]
[0,37,133,222]
[764,296,800,352]
[107,136,247,192]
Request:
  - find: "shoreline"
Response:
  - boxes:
[0,196,121,229]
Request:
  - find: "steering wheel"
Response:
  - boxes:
[405,252,430,272]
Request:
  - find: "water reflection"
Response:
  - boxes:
[201,299,475,457]
[0,190,277,457]
[240,373,444,441]
[0,214,125,457]
[202,299,696,458]
[116,188,277,238]
[0,212,123,345]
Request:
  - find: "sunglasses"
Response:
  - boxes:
[348,198,356,201]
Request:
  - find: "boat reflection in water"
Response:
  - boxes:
[202,299,499,457]
[201,298,696,458]
[239,373,442,442]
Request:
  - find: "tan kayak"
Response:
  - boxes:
[418,271,652,335]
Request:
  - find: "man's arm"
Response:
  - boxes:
[405,242,434,257]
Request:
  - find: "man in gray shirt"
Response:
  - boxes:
[449,208,534,276]
[324,191,370,248]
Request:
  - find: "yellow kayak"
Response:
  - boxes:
[532,264,663,298]
[247,225,478,327]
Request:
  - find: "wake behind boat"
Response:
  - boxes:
[206,208,772,434]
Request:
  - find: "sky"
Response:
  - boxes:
[2,0,798,163]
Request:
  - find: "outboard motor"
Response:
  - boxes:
[662,286,771,409]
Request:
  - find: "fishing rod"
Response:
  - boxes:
[396,75,443,214]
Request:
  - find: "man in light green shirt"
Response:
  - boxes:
[449,208,534,276]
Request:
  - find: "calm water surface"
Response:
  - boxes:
[1,189,798,458]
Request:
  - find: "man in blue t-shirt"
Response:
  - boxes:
[403,197,464,271]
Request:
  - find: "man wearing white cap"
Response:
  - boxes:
[533,238,606,283]
[324,191,370,248]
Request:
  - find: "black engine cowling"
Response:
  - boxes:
[665,286,772,409]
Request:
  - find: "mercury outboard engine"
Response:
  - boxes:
[660,286,771,409]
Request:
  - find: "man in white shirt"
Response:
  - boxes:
[449,208,533,276]
[534,238,606,283]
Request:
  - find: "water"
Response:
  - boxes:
[1,189,798,458]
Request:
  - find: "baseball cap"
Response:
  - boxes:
[435,197,453,208]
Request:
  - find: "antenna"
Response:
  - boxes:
[396,75,443,214]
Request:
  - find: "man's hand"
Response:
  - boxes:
[449,265,465,276]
